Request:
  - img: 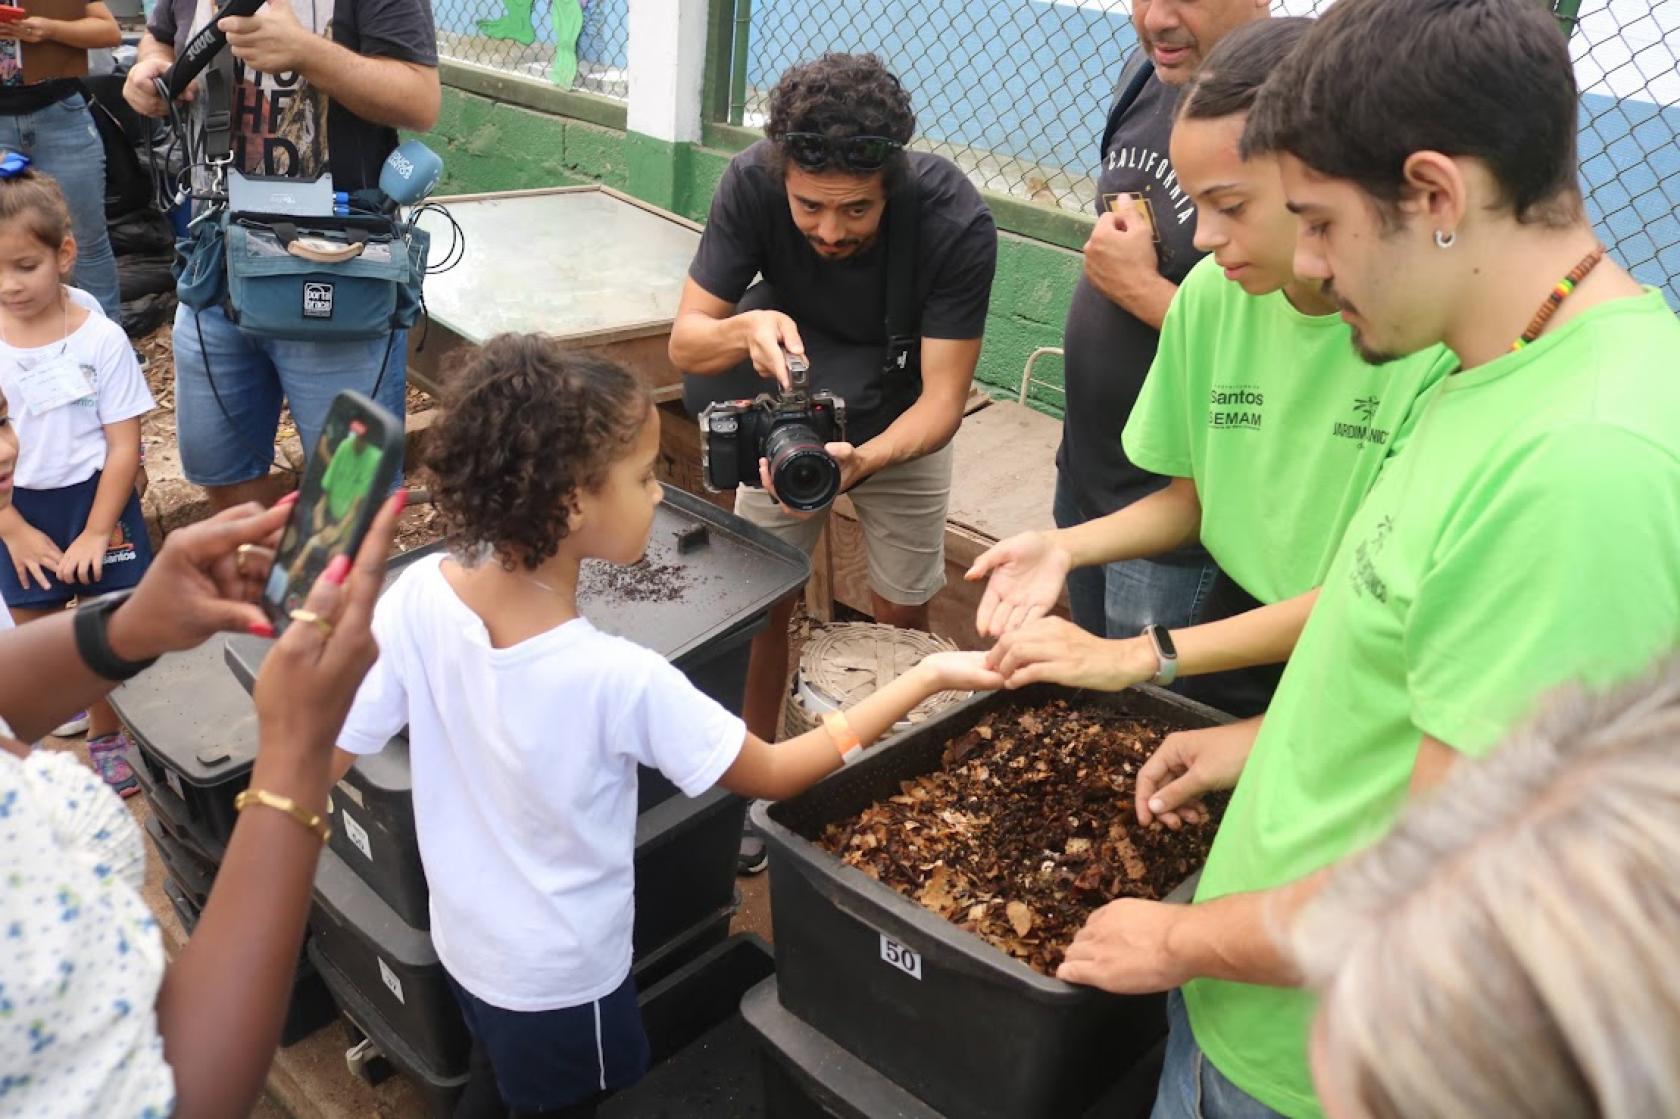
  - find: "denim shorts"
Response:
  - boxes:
[0,473,152,610]
[172,302,407,487]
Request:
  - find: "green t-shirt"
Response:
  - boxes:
[1184,288,1680,1118]
[321,437,383,522]
[1123,256,1455,603]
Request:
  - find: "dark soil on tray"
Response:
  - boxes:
[817,698,1223,976]
[579,557,693,603]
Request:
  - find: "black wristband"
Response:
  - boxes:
[74,593,159,682]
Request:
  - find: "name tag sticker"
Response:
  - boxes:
[14,355,92,416]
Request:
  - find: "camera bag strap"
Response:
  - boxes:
[883,170,919,376]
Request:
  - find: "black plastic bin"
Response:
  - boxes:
[312,734,747,937]
[742,974,942,1119]
[321,736,433,929]
[631,787,749,959]
[310,845,473,1075]
[754,683,1230,1119]
[308,790,748,1080]
[156,850,337,1048]
[224,487,809,724]
[112,634,262,848]
[310,940,469,1119]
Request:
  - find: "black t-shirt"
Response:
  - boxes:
[149,0,437,191]
[1059,61,1208,539]
[685,140,997,446]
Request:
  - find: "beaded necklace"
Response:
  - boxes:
[1511,245,1606,351]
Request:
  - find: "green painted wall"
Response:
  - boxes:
[419,87,1076,415]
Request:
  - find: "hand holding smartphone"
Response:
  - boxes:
[263,391,403,632]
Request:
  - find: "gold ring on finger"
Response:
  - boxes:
[236,543,259,574]
[289,609,333,639]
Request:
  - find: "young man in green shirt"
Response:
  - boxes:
[1036,3,1680,1117]
[972,18,1454,718]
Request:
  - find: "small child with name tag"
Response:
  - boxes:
[0,157,154,796]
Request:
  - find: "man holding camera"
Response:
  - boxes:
[672,53,996,870]
[122,0,439,509]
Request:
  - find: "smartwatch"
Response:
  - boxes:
[74,592,159,682]
[1143,623,1178,686]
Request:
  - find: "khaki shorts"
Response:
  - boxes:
[734,442,953,606]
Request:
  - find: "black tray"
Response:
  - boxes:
[224,485,810,697]
[755,683,1230,1119]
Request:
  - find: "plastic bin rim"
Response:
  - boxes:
[755,682,1224,1000]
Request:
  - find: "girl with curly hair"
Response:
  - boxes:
[331,333,1003,1116]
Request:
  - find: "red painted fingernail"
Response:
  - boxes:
[392,489,409,515]
[247,620,276,638]
[323,554,352,586]
[277,491,300,508]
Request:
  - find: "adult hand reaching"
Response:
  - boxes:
[966,530,1072,638]
[985,615,1157,692]
[1134,718,1261,830]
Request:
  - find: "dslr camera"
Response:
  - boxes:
[700,353,847,512]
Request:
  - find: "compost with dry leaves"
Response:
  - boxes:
[818,698,1223,975]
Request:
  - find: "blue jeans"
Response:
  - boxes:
[173,302,407,487]
[1152,990,1288,1119]
[1052,472,1219,639]
[0,92,122,319]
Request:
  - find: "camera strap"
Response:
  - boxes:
[883,171,919,377]
[201,48,237,167]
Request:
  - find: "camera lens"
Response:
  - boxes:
[763,422,841,512]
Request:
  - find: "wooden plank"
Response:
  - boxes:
[656,400,734,513]
[946,400,1061,543]
[806,523,836,622]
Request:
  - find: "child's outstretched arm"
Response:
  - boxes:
[58,418,142,585]
[717,651,1005,802]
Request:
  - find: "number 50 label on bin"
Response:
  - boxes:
[880,934,923,980]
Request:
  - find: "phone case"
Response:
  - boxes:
[263,390,404,631]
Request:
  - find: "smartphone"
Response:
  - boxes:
[0,6,27,22]
[263,391,403,631]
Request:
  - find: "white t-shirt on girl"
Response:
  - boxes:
[337,553,748,1012]
[0,310,152,491]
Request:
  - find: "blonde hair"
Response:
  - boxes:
[0,165,73,250]
[1293,657,1680,1119]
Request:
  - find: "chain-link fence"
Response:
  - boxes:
[433,0,629,98]
[717,0,1679,304]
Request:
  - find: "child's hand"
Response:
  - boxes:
[58,530,111,586]
[2,522,64,590]
[919,650,1006,694]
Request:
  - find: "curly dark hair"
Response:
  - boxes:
[765,53,916,184]
[426,334,651,570]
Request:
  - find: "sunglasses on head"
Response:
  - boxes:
[781,132,903,173]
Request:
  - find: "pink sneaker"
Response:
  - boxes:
[87,734,140,799]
